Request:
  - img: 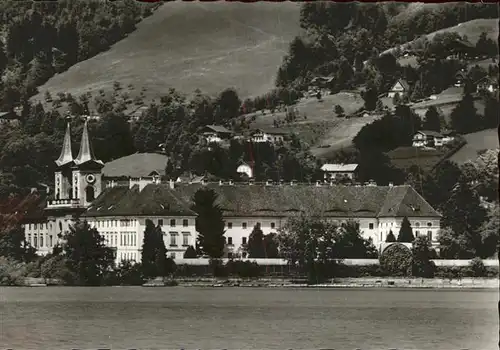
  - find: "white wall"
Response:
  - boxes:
[87,215,197,264]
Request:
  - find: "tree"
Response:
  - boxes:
[397,217,414,243]
[379,243,412,276]
[141,219,168,278]
[247,223,266,258]
[468,257,486,277]
[334,220,378,258]
[411,236,436,278]
[478,205,499,258]
[183,245,198,259]
[361,83,378,111]
[61,220,115,286]
[334,104,344,116]
[392,93,401,106]
[0,225,36,262]
[450,93,478,134]
[277,215,339,282]
[192,188,225,262]
[422,106,441,132]
[263,233,280,258]
[482,96,499,129]
[385,230,396,243]
[439,178,488,258]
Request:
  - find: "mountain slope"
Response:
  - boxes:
[32,1,301,103]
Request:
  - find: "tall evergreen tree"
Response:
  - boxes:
[247,223,266,258]
[192,188,225,260]
[385,230,396,243]
[397,216,415,243]
[450,93,478,134]
[141,219,159,278]
[422,106,441,132]
[440,178,488,256]
[61,220,115,286]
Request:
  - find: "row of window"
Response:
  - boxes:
[226,237,247,246]
[167,232,191,247]
[158,219,189,227]
[27,223,49,231]
[120,252,137,262]
[226,222,277,230]
[103,232,137,247]
[27,234,54,249]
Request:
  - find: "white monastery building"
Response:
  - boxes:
[22,120,442,264]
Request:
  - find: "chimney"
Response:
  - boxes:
[266,179,273,186]
[169,179,175,189]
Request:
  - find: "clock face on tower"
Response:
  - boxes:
[86,174,96,184]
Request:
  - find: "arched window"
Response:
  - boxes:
[85,186,95,202]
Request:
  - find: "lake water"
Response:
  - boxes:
[0,287,497,350]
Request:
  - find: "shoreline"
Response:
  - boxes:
[16,277,499,289]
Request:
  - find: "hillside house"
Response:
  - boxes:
[476,76,499,93]
[388,79,410,98]
[201,125,233,144]
[454,71,467,87]
[321,163,359,182]
[0,111,20,127]
[440,130,456,144]
[448,38,475,60]
[250,128,287,144]
[412,131,446,148]
[310,76,335,89]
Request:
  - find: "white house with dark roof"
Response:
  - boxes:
[388,79,410,98]
[201,125,233,143]
[250,128,287,143]
[412,130,447,148]
[320,163,358,182]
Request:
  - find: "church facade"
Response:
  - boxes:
[22,122,442,264]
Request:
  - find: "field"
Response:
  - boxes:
[247,91,368,150]
[379,19,500,67]
[449,128,499,164]
[31,1,302,105]
[387,146,450,173]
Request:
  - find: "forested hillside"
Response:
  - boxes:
[0,0,158,111]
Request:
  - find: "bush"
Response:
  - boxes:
[226,260,261,278]
[379,243,412,276]
[183,246,198,259]
[469,257,487,277]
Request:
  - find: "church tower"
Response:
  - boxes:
[72,119,104,207]
[54,122,74,200]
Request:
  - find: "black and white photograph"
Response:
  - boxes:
[0,1,499,349]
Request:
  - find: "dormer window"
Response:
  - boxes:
[170,219,176,227]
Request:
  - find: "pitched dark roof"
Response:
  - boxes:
[251,128,288,136]
[391,79,410,91]
[81,183,440,218]
[102,153,169,178]
[416,130,443,138]
[82,185,197,217]
[203,125,232,134]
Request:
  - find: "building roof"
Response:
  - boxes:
[103,153,169,178]
[321,164,358,172]
[0,111,17,119]
[251,128,288,136]
[203,125,233,134]
[82,185,197,218]
[415,130,443,138]
[55,123,74,168]
[81,183,440,219]
[391,79,410,91]
[74,120,104,168]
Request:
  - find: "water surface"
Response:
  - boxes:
[1,287,497,349]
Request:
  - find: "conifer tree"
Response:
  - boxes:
[385,230,396,243]
[450,93,478,134]
[247,223,265,258]
[397,217,415,243]
[422,106,441,132]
